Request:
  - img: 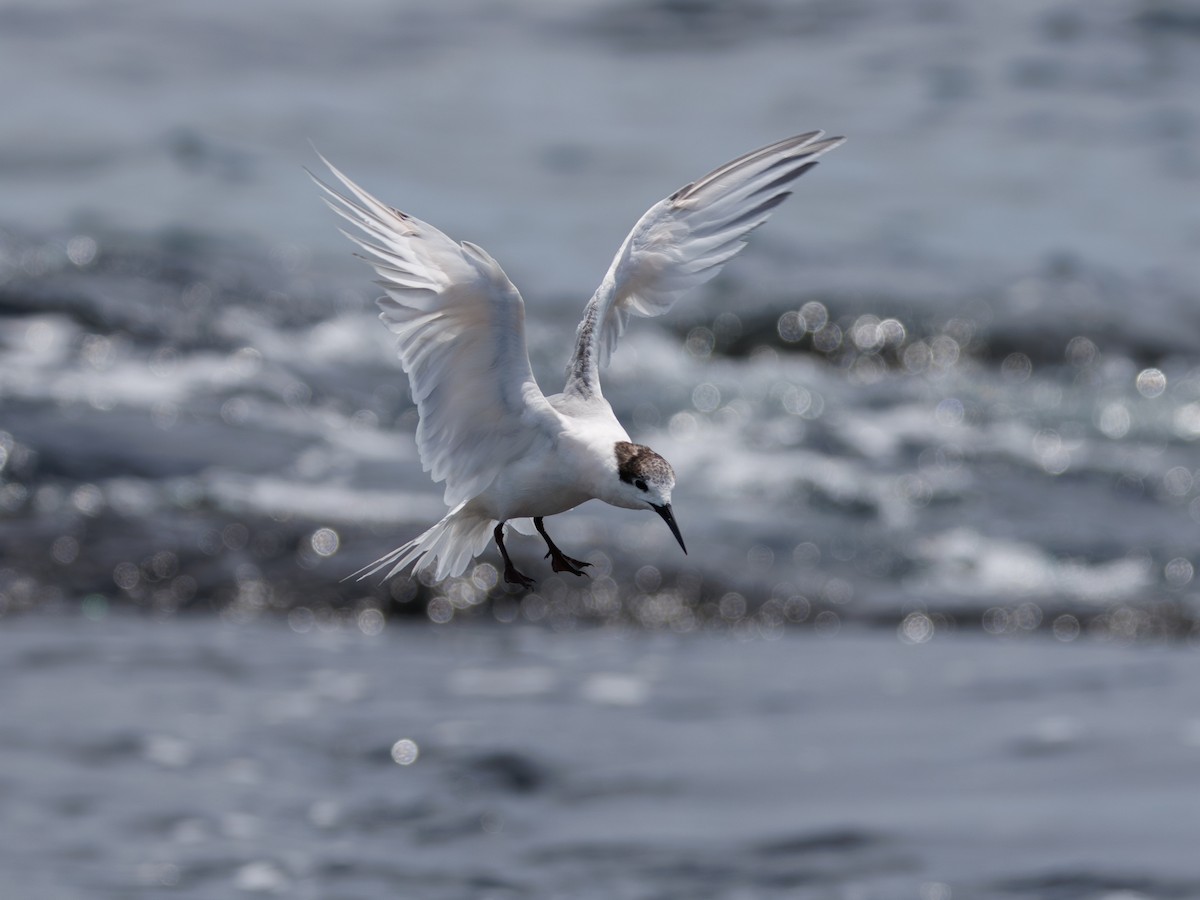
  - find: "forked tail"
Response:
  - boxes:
[347,504,497,583]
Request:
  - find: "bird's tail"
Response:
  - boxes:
[347,504,497,583]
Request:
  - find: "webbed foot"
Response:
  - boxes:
[544,549,592,577]
[503,563,536,588]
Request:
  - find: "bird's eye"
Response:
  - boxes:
[635,479,648,492]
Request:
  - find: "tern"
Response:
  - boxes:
[312,131,843,587]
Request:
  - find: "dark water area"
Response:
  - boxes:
[7,617,1200,900]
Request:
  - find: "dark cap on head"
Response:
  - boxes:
[614,441,674,485]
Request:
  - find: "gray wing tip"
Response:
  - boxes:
[673,129,846,203]
[810,135,847,153]
[786,133,846,161]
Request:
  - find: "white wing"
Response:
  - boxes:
[311,155,557,507]
[564,131,844,398]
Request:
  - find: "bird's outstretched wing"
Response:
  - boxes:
[564,131,844,398]
[311,155,557,507]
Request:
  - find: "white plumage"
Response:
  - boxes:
[311,131,844,586]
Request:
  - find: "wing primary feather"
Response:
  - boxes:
[745,161,819,201]
[312,152,407,224]
[310,168,404,234]
[690,191,791,237]
[323,196,416,249]
[682,130,823,195]
[563,131,844,399]
[310,150,560,508]
[676,134,820,199]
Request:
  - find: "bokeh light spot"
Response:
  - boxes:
[310,527,340,557]
[113,562,140,591]
[1033,429,1070,475]
[793,542,820,567]
[471,563,498,590]
[747,544,775,571]
[777,311,805,343]
[427,597,454,624]
[685,327,715,358]
[71,483,104,516]
[52,535,79,565]
[813,610,841,635]
[358,608,385,635]
[391,738,419,766]
[1014,602,1043,631]
[1052,614,1080,642]
[899,612,934,644]
[288,607,315,633]
[668,411,698,439]
[879,318,906,345]
[1136,368,1167,398]
[897,474,933,508]
[935,398,964,427]
[1065,336,1098,367]
[1164,466,1194,497]
[1165,557,1194,588]
[692,383,721,413]
[777,383,812,416]
[851,315,883,351]
[982,607,1010,635]
[799,301,828,332]
[1173,403,1200,440]
[903,341,931,373]
[635,565,662,593]
[929,335,960,369]
[719,592,746,621]
[821,578,853,605]
[1001,352,1032,382]
[812,324,842,353]
[1097,402,1131,439]
[234,861,289,893]
[66,235,98,267]
[81,594,108,620]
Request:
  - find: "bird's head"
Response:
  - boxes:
[612,441,687,554]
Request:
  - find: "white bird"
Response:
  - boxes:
[311,131,844,587]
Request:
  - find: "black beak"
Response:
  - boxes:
[651,503,687,555]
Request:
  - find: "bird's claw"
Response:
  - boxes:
[544,550,592,577]
[503,565,536,589]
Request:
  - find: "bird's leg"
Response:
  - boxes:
[493,522,535,588]
[534,517,592,577]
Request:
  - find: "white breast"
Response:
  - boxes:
[468,400,628,521]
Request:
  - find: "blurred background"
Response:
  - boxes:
[3,1,1200,898]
